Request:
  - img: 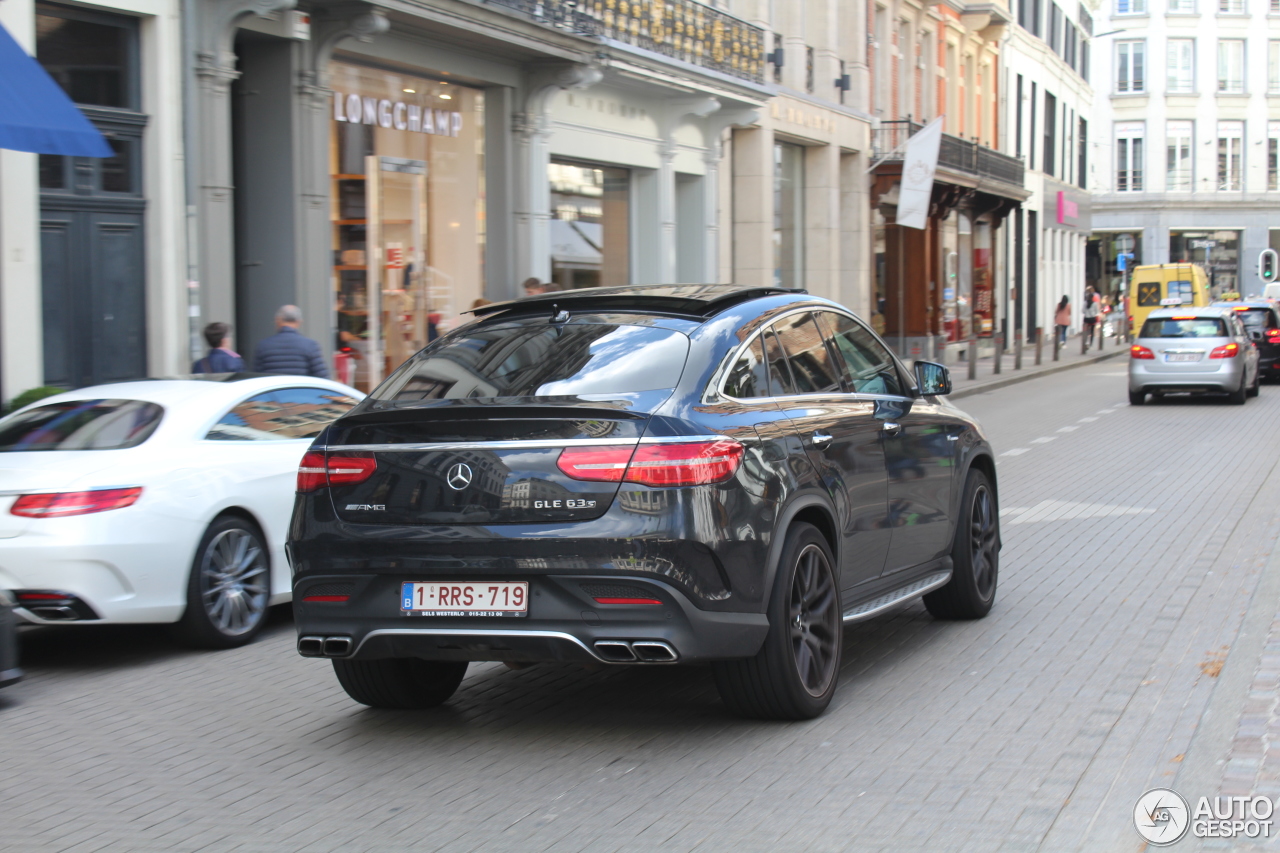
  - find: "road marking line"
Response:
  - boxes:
[1097,409,1116,414]
[1078,416,1098,422]
[1030,437,1056,444]
[1000,448,1030,457]
[1057,426,1079,433]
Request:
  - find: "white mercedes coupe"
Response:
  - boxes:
[0,374,362,647]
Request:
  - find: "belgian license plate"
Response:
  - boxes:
[401,582,528,617]
[1166,353,1201,362]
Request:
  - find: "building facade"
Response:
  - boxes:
[1001,0,1093,341]
[1090,0,1280,301]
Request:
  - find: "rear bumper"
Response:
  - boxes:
[1129,360,1244,393]
[293,574,769,664]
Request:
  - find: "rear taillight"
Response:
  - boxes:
[1209,342,1240,359]
[1266,329,1280,342]
[1130,345,1155,360]
[11,487,142,518]
[297,451,377,492]
[558,440,744,488]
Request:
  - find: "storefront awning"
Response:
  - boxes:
[0,22,111,156]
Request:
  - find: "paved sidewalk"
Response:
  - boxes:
[947,335,1128,399]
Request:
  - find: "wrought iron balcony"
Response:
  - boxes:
[483,0,766,84]
[872,120,1025,188]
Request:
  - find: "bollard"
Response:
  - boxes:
[994,334,1003,374]
[968,338,977,380]
[1081,326,1088,355]
[1014,333,1023,370]
[1100,319,1105,350]
[1053,330,1060,362]
[1035,327,1043,366]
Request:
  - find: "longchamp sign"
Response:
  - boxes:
[333,92,462,137]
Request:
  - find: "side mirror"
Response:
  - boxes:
[914,361,952,396]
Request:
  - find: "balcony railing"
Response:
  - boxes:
[484,0,766,83]
[873,120,1025,188]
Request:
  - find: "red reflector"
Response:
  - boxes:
[1130,345,1155,360]
[593,597,662,605]
[11,487,142,518]
[302,595,350,602]
[1210,342,1240,359]
[556,445,635,482]
[16,593,67,600]
[297,451,377,492]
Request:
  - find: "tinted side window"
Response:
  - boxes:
[207,388,359,441]
[771,313,842,394]
[818,313,904,396]
[0,399,162,451]
[724,336,770,398]
[762,328,796,396]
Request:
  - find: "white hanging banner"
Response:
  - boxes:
[895,116,944,230]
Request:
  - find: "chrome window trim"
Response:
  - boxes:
[318,435,726,453]
[711,306,915,405]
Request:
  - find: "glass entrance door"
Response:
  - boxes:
[366,156,427,388]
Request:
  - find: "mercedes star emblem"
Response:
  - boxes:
[446,462,473,491]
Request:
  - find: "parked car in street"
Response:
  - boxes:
[1211,301,1280,380]
[1129,307,1260,405]
[0,375,362,647]
[0,588,21,689]
[289,284,1001,720]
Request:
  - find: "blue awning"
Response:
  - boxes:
[0,22,112,157]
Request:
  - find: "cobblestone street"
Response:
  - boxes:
[5,361,1280,852]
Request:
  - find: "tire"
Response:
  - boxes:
[171,516,271,649]
[1248,368,1260,398]
[332,658,468,709]
[1129,389,1145,406]
[924,469,998,620]
[712,522,841,720]
[1228,373,1247,405]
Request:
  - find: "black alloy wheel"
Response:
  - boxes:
[924,469,999,620]
[172,516,271,649]
[712,522,842,720]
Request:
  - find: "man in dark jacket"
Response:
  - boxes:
[252,305,329,378]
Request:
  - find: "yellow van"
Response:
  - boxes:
[1128,263,1211,337]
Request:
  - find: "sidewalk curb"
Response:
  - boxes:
[949,349,1127,400]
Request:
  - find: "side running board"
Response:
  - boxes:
[842,571,952,623]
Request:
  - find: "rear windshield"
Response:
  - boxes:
[1231,309,1274,330]
[1139,318,1228,338]
[373,323,690,401]
[0,399,163,451]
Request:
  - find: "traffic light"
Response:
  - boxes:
[1261,249,1279,284]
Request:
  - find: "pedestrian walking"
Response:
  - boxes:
[1054,296,1070,346]
[252,305,329,378]
[192,322,244,374]
[1082,286,1100,351]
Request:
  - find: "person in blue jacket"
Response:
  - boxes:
[192,322,245,374]
[252,305,329,378]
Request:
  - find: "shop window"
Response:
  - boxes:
[1170,229,1240,294]
[1217,121,1243,191]
[1115,123,1144,191]
[1167,39,1194,94]
[549,160,629,291]
[773,142,804,290]
[329,63,485,391]
[1166,121,1193,191]
[1116,41,1145,93]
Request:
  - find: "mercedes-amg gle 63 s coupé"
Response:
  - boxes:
[289,285,1000,719]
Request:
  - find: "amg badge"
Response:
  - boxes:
[345,504,386,511]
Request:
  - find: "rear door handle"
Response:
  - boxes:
[882,422,901,436]
[811,431,833,449]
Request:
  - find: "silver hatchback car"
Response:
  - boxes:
[1129,307,1261,405]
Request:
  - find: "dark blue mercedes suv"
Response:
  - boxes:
[288,285,1000,719]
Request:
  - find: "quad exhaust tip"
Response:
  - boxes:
[298,635,353,657]
[592,640,678,663]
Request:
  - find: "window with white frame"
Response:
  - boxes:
[1117,41,1146,92]
[1166,121,1193,190]
[1270,41,1280,93]
[1168,0,1195,12]
[1116,122,1145,191]
[1217,121,1243,190]
[1167,39,1195,92]
[1218,40,1244,92]
[1116,0,1146,13]
[1269,122,1279,191]
[1219,0,1243,12]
